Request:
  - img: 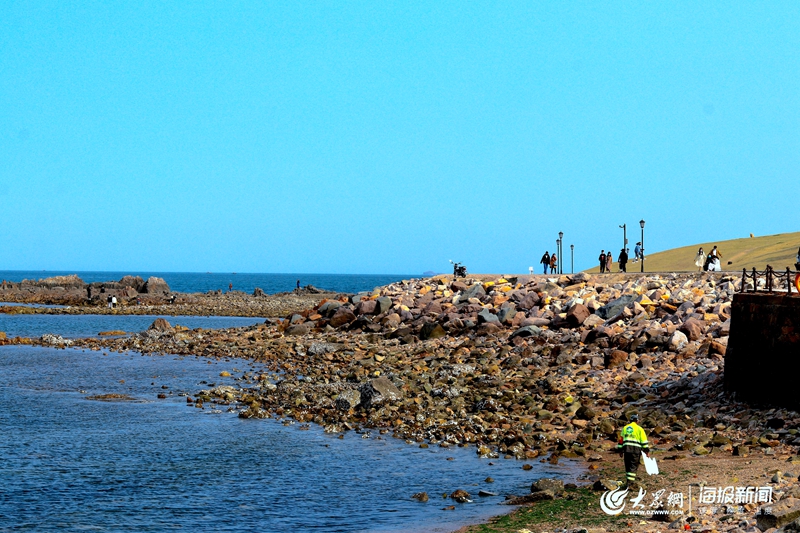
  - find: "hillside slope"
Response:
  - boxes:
[585,231,800,273]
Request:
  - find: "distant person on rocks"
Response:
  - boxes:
[528,266,533,275]
[550,253,557,274]
[229,283,233,292]
[107,295,113,309]
[606,249,613,272]
[296,279,300,291]
[599,251,606,273]
[618,248,628,272]
[540,251,550,274]
[695,248,705,271]
[111,296,117,309]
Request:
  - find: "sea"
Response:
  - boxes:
[0,270,423,295]
[0,272,581,532]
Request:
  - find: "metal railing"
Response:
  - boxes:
[740,265,798,294]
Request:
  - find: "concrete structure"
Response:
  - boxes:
[725,292,800,407]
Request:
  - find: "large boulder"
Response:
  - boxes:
[419,322,446,340]
[356,299,378,315]
[335,389,361,411]
[329,307,357,328]
[458,283,486,303]
[517,292,541,311]
[530,478,564,496]
[566,303,590,327]
[118,276,146,292]
[147,318,172,331]
[359,377,403,408]
[477,308,500,324]
[376,297,393,315]
[756,497,800,531]
[143,276,170,294]
[596,295,636,319]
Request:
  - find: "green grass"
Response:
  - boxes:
[586,231,800,273]
[468,488,629,533]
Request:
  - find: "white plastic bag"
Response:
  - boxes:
[642,453,659,475]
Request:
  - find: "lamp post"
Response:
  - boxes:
[570,244,574,274]
[556,238,561,275]
[619,223,627,255]
[639,220,646,273]
[558,231,564,274]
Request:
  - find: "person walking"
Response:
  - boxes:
[550,253,557,274]
[599,251,606,273]
[795,247,800,269]
[540,251,550,274]
[694,248,705,271]
[606,248,613,272]
[633,242,643,262]
[618,248,628,272]
[617,413,649,490]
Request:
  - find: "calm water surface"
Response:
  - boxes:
[0,315,579,532]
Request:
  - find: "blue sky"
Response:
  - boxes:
[2,1,798,274]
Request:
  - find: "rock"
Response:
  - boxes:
[285,324,311,336]
[510,325,542,339]
[680,318,705,341]
[593,479,620,491]
[40,333,73,346]
[253,287,265,297]
[419,322,446,340]
[376,297,392,314]
[458,283,485,303]
[412,492,429,502]
[356,300,377,315]
[143,276,170,294]
[335,389,361,411]
[505,491,556,505]
[330,307,357,328]
[583,314,604,327]
[308,342,343,356]
[518,292,541,310]
[477,308,500,324]
[118,275,146,292]
[148,318,172,331]
[359,377,402,407]
[318,300,342,316]
[450,489,471,503]
[531,478,564,496]
[596,295,636,319]
[598,419,616,436]
[575,405,597,420]
[668,330,688,351]
[497,304,517,324]
[756,497,800,531]
[605,350,628,369]
[566,303,590,327]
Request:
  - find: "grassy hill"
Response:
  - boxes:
[584,231,800,273]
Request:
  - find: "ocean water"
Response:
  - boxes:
[0,314,582,532]
[0,271,418,295]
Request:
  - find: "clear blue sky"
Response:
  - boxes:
[2,2,798,274]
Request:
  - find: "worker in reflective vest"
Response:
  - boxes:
[617,413,649,489]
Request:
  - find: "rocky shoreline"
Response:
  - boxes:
[0,274,340,317]
[6,271,800,532]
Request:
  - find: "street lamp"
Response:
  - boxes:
[556,238,561,275]
[639,220,646,273]
[619,223,627,255]
[558,231,564,274]
[570,244,574,274]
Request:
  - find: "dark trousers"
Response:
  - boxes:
[623,451,641,484]
[600,262,605,273]
[620,262,627,272]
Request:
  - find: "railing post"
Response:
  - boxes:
[768,266,774,293]
[788,268,793,295]
[752,268,757,292]
[741,268,746,293]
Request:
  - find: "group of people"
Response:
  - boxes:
[538,251,558,274]
[694,246,723,271]
[596,242,643,273]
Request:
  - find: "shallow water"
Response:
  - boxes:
[0,346,580,532]
[0,314,266,339]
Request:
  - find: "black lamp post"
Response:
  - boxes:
[556,238,561,275]
[639,219,645,273]
[619,223,627,254]
[558,231,564,274]
[570,244,574,274]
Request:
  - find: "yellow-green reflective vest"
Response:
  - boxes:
[617,422,649,453]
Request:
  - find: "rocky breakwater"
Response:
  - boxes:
[71,271,800,460]
[0,276,339,317]
[0,274,171,306]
